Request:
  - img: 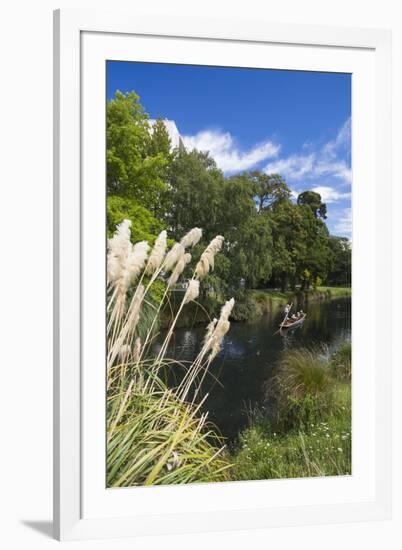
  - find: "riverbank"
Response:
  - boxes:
[161,286,352,327]
[229,342,352,480]
[246,286,352,319]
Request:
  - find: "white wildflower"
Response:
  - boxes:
[195,235,224,279]
[146,230,167,274]
[180,227,202,249]
[183,279,200,304]
[168,253,191,287]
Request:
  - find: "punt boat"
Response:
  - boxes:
[279,313,307,330]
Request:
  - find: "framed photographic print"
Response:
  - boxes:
[53,9,392,540]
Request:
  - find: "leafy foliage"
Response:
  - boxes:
[327,236,352,286]
[250,171,291,212]
[107,91,171,217]
[106,90,351,312]
[107,195,164,243]
[297,190,328,219]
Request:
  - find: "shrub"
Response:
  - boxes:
[272,348,335,429]
[231,292,259,321]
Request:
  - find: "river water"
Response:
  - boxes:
[157,297,351,443]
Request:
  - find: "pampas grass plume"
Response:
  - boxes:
[180,227,203,249]
[195,235,224,279]
[146,230,167,274]
[107,219,132,285]
[168,253,192,287]
[183,279,200,304]
[164,243,185,272]
[206,298,235,361]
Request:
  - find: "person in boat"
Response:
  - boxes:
[284,303,291,315]
[291,313,298,320]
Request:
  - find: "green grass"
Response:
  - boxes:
[330,341,352,382]
[230,343,352,480]
[231,405,351,480]
[273,348,335,429]
[107,361,232,487]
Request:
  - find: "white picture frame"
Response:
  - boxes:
[53,8,392,541]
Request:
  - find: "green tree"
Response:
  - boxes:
[296,206,332,288]
[327,236,352,286]
[168,156,273,292]
[249,172,291,212]
[148,117,173,158]
[221,176,273,288]
[168,149,224,241]
[106,89,348,308]
[106,91,170,216]
[107,195,164,243]
[269,200,308,291]
[297,190,327,219]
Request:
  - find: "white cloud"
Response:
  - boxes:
[182,129,280,173]
[334,207,352,237]
[264,118,352,185]
[322,117,351,159]
[264,154,315,181]
[310,186,351,203]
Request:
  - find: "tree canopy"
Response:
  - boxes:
[106,91,171,217]
[106,90,351,300]
[297,190,328,219]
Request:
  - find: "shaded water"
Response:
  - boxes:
[157,297,351,442]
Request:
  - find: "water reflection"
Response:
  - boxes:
[158,297,351,442]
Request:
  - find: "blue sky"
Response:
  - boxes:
[107,61,352,238]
